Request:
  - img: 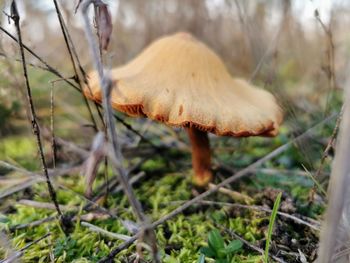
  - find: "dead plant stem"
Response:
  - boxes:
[80,1,160,261]
[10,0,63,222]
[52,0,101,131]
[0,26,156,147]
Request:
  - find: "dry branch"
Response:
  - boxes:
[0,26,158,147]
[197,200,320,231]
[9,0,64,227]
[52,0,102,131]
[81,221,131,241]
[317,74,350,262]
[80,1,159,261]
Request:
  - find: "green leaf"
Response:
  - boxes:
[217,248,228,258]
[225,240,243,254]
[216,258,228,263]
[200,246,216,257]
[197,253,206,263]
[208,229,225,252]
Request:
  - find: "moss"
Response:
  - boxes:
[0,136,39,171]
[0,106,327,263]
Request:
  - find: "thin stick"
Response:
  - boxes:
[317,76,350,262]
[0,51,48,71]
[50,83,57,168]
[80,3,146,219]
[87,165,147,209]
[0,178,41,199]
[10,1,63,221]
[80,2,159,261]
[0,161,80,199]
[52,0,100,131]
[10,216,56,231]
[314,9,336,115]
[0,26,157,147]
[316,107,343,179]
[0,26,80,92]
[18,199,78,212]
[81,221,130,241]
[176,200,320,231]
[208,183,254,204]
[249,20,283,82]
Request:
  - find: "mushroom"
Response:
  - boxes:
[84,32,283,186]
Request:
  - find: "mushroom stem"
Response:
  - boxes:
[186,126,213,186]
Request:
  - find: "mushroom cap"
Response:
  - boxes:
[84,32,283,137]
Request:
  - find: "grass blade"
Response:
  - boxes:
[264,192,282,263]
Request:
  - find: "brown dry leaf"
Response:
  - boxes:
[94,2,113,51]
[83,132,106,197]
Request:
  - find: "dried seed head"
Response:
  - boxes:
[94,2,113,51]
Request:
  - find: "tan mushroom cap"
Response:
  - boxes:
[84,32,283,137]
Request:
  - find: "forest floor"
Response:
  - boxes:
[0,60,341,263]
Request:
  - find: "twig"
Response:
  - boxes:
[302,164,328,198]
[52,0,100,131]
[208,183,254,204]
[0,178,41,199]
[98,113,336,262]
[81,221,130,241]
[18,199,79,212]
[174,200,321,231]
[80,2,159,261]
[333,247,350,261]
[317,72,350,262]
[0,161,80,199]
[0,52,47,71]
[249,19,283,82]
[316,107,343,179]
[81,1,144,222]
[10,212,110,232]
[50,83,57,168]
[87,163,147,209]
[0,232,16,263]
[41,129,162,160]
[58,184,117,219]
[41,130,89,159]
[0,26,80,92]
[314,9,337,115]
[87,171,146,208]
[0,26,157,148]
[0,160,35,176]
[252,168,312,177]
[232,0,283,82]
[111,172,146,194]
[224,228,287,263]
[10,1,64,225]
[10,216,56,231]
[0,233,51,263]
